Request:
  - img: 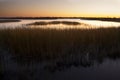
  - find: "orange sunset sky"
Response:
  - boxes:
[0,0,120,17]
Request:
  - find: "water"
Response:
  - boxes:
[1,48,120,80]
[0,19,120,29]
[1,19,120,80]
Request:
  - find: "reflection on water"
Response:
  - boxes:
[0,19,120,29]
[79,19,120,27]
[1,47,120,80]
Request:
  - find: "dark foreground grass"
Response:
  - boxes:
[0,27,120,61]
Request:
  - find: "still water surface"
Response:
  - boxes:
[1,48,120,80]
[0,19,120,29]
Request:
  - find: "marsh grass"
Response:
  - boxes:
[0,20,21,23]
[28,21,80,25]
[0,27,120,61]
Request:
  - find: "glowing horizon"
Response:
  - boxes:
[0,0,120,17]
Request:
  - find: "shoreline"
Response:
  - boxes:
[0,17,120,23]
[81,17,120,22]
[0,19,21,23]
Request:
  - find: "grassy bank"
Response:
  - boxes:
[0,27,120,61]
[28,21,80,25]
[81,17,120,22]
[0,19,21,23]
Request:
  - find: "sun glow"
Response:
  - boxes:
[0,0,120,17]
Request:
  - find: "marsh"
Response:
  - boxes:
[1,19,120,80]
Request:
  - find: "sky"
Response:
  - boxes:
[0,0,120,17]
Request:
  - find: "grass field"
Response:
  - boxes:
[0,26,120,62]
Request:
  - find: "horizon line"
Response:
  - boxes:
[0,16,120,18]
